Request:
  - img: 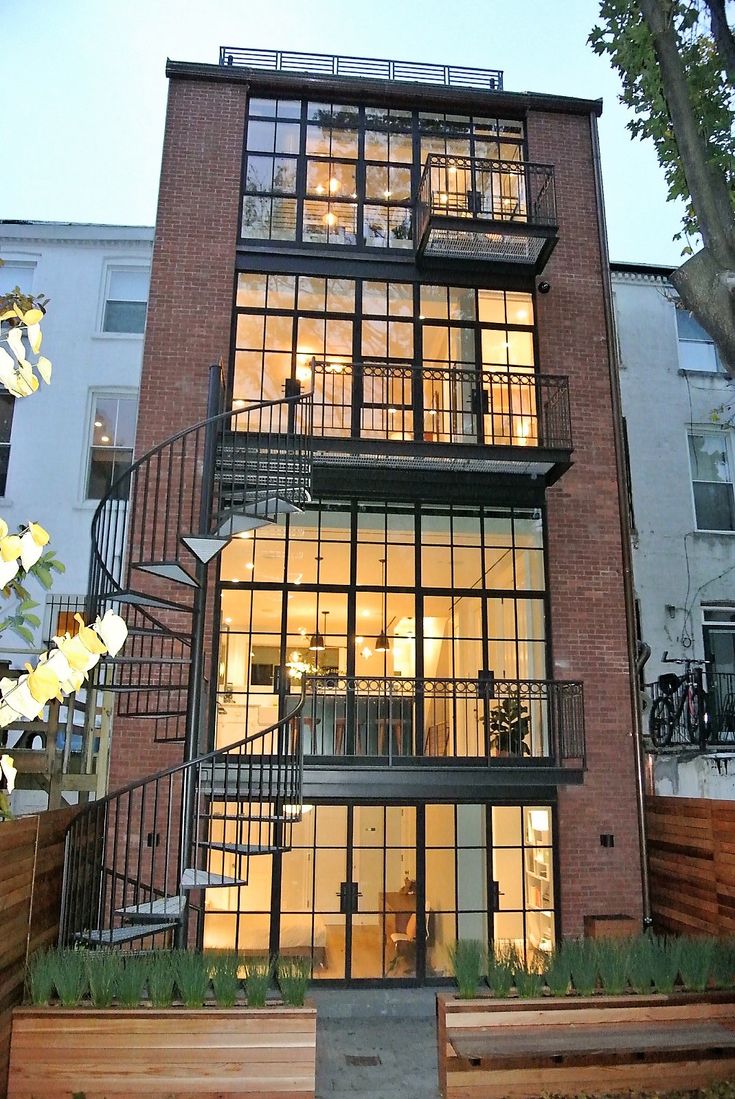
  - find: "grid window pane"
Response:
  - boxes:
[86,396,137,500]
[689,433,735,531]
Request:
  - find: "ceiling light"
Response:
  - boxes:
[246,562,254,570]
[231,576,240,582]
[356,636,364,644]
[224,617,232,624]
[233,399,246,408]
[383,189,392,199]
[100,435,110,443]
[315,184,324,195]
[375,630,390,653]
[324,212,337,227]
[329,177,340,193]
[94,420,103,427]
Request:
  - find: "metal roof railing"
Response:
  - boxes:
[219,47,503,91]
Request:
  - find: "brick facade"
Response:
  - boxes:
[528,110,643,931]
[110,70,643,936]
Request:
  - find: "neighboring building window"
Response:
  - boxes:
[688,430,735,531]
[102,267,149,333]
[703,607,735,678]
[677,309,720,372]
[86,395,137,499]
[0,394,14,496]
[0,261,35,296]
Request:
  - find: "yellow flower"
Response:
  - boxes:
[53,633,101,674]
[1,674,46,720]
[28,522,50,546]
[73,612,107,655]
[0,519,8,540]
[0,535,22,562]
[26,660,62,704]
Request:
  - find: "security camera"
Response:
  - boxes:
[537,281,551,295]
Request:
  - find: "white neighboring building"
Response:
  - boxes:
[0,221,153,664]
[612,261,735,797]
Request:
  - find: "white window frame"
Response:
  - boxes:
[676,306,721,373]
[0,257,37,297]
[96,259,149,339]
[81,387,138,505]
[687,427,735,534]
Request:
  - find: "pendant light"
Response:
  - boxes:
[309,552,325,651]
[375,557,390,653]
[310,609,328,653]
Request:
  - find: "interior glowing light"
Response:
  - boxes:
[351,191,358,199]
[100,435,111,443]
[329,177,340,193]
[284,803,313,816]
[356,636,364,644]
[236,530,253,539]
[315,184,324,195]
[299,626,307,636]
[388,408,397,415]
[224,617,232,625]
[230,576,240,582]
[383,189,392,199]
[326,361,345,373]
[427,408,437,416]
[293,573,303,585]
[361,647,373,659]
[246,562,254,570]
[94,420,103,427]
[324,211,337,227]
[530,809,549,833]
[361,609,372,617]
[233,399,246,408]
[439,193,449,205]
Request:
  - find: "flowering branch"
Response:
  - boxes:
[0,610,128,729]
[0,520,65,642]
[0,279,53,398]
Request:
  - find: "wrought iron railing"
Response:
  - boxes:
[59,688,306,947]
[416,155,557,243]
[308,360,572,452]
[646,671,735,750]
[219,47,503,90]
[287,675,584,767]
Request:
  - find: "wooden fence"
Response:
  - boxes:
[0,808,77,1098]
[646,794,735,936]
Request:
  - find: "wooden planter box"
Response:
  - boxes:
[8,1003,316,1099]
[437,990,735,1098]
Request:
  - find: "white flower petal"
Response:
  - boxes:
[0,754,17,793]
[2,676,45,720]
[0,557,19,587]
[93,610,128,656]
[19,530,43,572]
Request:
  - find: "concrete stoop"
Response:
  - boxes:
[313,989,441,1098]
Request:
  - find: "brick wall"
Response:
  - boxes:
[527,109,643,933]
[108,77,248,788]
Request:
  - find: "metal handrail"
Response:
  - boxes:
[219,47,503,90]
[287,674,585,767]
[59,680,307,946]
[646,670,735,750]
[308,359,572,451]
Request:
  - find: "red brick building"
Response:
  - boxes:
[107,49,643,981]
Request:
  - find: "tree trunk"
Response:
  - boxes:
[670,247,735,377]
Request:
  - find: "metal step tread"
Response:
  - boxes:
[180,869,247,889]
[199,811,290,823]
[76,921,177,946]
[197,841,278,856]
[116,895,187,923]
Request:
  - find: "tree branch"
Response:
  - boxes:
[637,0,735,260]
[704,0,735,87]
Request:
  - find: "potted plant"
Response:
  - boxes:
[488,697,531,756]
[8,948,317,1099]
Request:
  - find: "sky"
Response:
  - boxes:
[1,0,686,266]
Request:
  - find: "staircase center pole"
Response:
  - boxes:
[176,365,224,950]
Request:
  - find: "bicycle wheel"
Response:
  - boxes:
[649,696,675,748]
[685,688,709,742]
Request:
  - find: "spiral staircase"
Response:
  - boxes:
[59,366,313,948]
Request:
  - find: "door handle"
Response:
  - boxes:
[492,880,505,911]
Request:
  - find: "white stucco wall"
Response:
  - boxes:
[0,221,153,666]
[613,266,735,685]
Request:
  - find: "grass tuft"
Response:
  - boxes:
[115,954,150,1007]
[244,956,273,1007]
[85,952,121,1008]
[277,956,311,1007]
[679,936,715,992]
[27,949,55,1006]
[486,941,517,998]
[208,951,241,1008]
[544,944,571,997]
[596,938,632,995]
[566,938,598,996]
[50,949,88,1007]
[173,950,211,1008]
[650,937,681,994]
[448,940,486,999]
[513,952,546,998]
[626,936,655,994]
[147,951,176,1007]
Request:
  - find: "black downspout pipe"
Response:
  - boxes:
[589,113,652,928]
[176,364,225,949]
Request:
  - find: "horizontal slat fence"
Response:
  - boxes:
[0,808,77,1098]
[646,795,735,936]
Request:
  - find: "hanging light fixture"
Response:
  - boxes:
[309,609,328,653]
[309,552,325,651]
[375,557,390,653]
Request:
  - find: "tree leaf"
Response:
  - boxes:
[11,624,35,643]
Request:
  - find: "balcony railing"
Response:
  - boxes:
[306,360,572,456]
[646,671,735,751]
[219,47,503,90]
[288,675,585,768]
[416,155,558,270]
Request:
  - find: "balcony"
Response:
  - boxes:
[293,675,584,773]
[646,671,735,752]
[416,155,558,272]
[308,359,572,482]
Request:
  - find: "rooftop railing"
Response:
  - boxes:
[219,48,503,91]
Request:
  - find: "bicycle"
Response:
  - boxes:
[648,651,710,748]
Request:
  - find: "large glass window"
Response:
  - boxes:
[86,394,137,500]
[217,501,546,758]
[240,100,525,250]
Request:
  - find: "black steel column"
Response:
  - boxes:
[176,364,223,949]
